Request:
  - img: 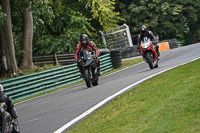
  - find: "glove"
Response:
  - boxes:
[153,41,158,45]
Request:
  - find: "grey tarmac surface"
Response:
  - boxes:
[16,43,200,133]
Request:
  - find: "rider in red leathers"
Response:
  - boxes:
[137,26,160,56]
[74,34,101,77]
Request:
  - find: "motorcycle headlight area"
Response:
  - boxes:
[142,47,147,50]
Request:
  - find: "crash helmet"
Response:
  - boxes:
[80,34,89,47]
[140,26,147,34]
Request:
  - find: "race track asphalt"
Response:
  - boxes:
[16,43,200,133]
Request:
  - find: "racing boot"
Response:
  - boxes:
[10,109,19,126]
[79,70,83,78]
[9,107,18,120]
[78,65,83,78]
[6,96,18,120]
[80,72,83,78]
[97,67,102,76]
[156,47,160,60]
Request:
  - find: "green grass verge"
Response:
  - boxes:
[68,59,200,133]
[13,58,143,104]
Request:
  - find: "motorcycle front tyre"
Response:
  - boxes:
[145,52,154,69]
[84,68,92,88]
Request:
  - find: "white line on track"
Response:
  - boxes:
[54,57,200,133]
[26,117,42,123]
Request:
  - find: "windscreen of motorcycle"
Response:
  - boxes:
[143,37,150,42]
[82,50,92,60]
[141,41,151,48]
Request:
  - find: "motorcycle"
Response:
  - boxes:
[78,50,99,88]
[0,102,20,133]
[139,40,159,69]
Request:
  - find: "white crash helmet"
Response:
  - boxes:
[0,84,4,92]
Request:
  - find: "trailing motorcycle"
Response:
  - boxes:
[78,50,99,88]
[139,40,159,69]
[0,102,20,133]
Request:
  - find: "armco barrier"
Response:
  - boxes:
[0,53,113,102]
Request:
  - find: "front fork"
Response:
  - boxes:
[82,66,93,78]
[142,52,156,63]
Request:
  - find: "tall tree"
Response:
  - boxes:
[0,0,21,77]
[0,6,6,76]
[19,0,35,69]
[79,0,124,30]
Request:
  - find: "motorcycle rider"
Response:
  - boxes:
[0,84,18,120]
[137,26,160,56]
[74,34,101,77]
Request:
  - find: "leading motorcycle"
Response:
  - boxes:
[139,40,159,69]
[78,50,99,88]
[0,102,20,133]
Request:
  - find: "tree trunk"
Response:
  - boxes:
[0,28,7,77]
[19,0,35,69]
[0,0,21,77]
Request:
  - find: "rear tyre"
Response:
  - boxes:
[110,50,121,54]
[113,62,122,66]
[84,69,92,88]
[114,64,122,69]
[112,58,122,63]
[111,53,121,57]
[112,56,122,60]
[146,53,154,69]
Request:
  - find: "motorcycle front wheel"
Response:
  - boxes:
[84,68,92,88]
[146,52,154,69]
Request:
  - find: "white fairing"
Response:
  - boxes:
[143,37,150,42]
[141,41,151,48]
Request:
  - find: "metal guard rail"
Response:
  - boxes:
[0,53,113,101]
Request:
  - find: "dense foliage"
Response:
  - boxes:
[10,0,123,57]
[0,6,6,26]
[3,0,200,58]
[116,0,200,44]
